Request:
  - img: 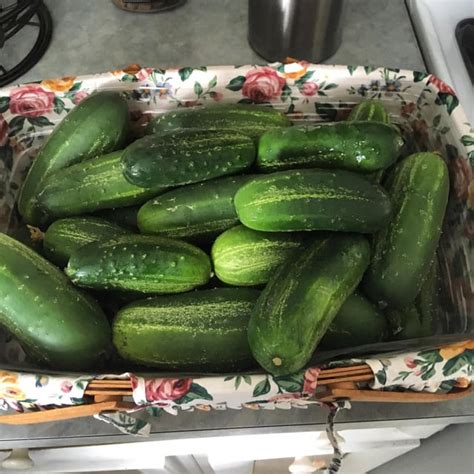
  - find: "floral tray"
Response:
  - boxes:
[0,63,472,420]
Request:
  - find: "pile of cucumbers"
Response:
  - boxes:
[0,91,449,375]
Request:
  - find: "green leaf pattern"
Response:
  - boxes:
[252,377,271,397]
[368,345,473,392]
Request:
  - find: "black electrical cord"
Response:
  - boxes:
[0,0,52,87]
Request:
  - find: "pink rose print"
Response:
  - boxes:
[404,356,417,369]
[427,75,456,96]
[303,367,321,394]
[0,114,8,147]
[9,85,55,117]
[129,375,138,390]
[145,378,193,402]
[72,91,89,105]
[210,91,223,102]
[300,81,319,97]
[60,381,73,393]
[136,67,154,82]
[242,67,286,103]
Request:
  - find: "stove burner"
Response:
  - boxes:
[112,0,187,14]
[0,0,52,87]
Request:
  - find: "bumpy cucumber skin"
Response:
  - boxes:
[348,100,391,124]
[363,152,449,309]
[145,104,291,140]
[386,306,423,340]
[416,259,439,337]
[18,92,129,225]
[39,150,167,219]
[320,293,387,350]
[113,288,260,371]
[0,233,110,370]
[348,100,392,184]
[211,225,305,286]
[257,121,402,172]
[248,234,371,375]
[122,129,256,188]
[66,235,212,294]
[234,169,392,233]
[138,175,256,241]
[43,217,129,267]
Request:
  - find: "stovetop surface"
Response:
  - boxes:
[407,0,474,124]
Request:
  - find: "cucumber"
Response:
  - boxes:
[145,104,291,140]
[113,288,259,371]
[234,169,392,233]
[95,205,140,230]
[211,225,305,286]
[38,150,167,219]
[348,101,392,184]
[256,121,402,172]
[416,259,440,337]
[363,152,449,308]
[348,100,391,124]
[66,235,212,294]
[248,234,371,375]
[386,306,423,340]
[0,233,110,370]
[43,217,129,267]
[138,175,256,241]
[319,293,387,350]
[18,91,129,225]
[122,129,255,188]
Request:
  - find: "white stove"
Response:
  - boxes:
[407,0,474,124]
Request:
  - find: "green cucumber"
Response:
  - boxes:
[211,225,305,286]
[348,101,392,184]
[138,175,256,241]
[95,205,140,230]
[363,152,449,308]
[256,121,402,173]
[66,235,211,294]
[386,306,423,340]
[38,150,167,219]
[416,259,440,337]
[122,129,255,188]
[0,233,110,370]
[248,234,371,375]
[43,217,129,267]
[18,91,129,225]
[113,288,259,371]
[320,293,387,350]
[348,100,391,124]
[234,169,392,233]
[145,104,291,140]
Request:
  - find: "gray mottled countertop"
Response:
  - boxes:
[10,0,425,85]
[1,0,461,448]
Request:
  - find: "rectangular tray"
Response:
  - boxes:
[0,63,472,377]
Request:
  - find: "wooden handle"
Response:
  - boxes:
[0,399,135,425]
[316,384,474,403]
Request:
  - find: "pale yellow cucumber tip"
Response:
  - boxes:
[272,357,282,367]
